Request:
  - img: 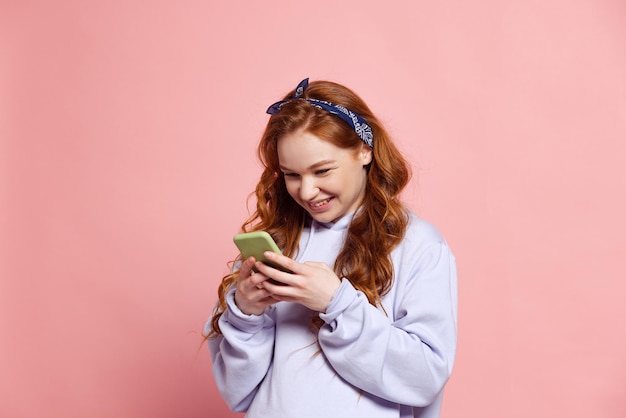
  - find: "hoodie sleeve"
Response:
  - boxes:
[318,236,457,407]
[205,288,276,412]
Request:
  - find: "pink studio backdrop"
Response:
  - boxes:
[2,1,625,417]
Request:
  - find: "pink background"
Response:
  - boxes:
[2,1,625,417]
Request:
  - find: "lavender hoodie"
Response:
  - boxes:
[206,211,457,418]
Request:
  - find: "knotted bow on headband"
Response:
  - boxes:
[266,78,374,148]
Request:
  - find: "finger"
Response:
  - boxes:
[254,261,296,286]
[263,251,299,274]
[238,256,257,278]
[248,270,272,288]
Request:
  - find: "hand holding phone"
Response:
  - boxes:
[233,231,292,284]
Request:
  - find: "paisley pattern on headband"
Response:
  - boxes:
[266,78,374,148]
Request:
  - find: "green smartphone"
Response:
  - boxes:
[233,231,292,283]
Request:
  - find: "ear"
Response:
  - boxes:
[358,143,373,166]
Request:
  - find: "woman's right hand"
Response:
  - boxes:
[234,257,276,315]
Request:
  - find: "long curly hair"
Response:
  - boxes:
[207,80,410,336]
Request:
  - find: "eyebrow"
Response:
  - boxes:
[280,160,337,172]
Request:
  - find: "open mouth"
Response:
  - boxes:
[308,197,333,210]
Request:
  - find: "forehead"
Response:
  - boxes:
[277,131,355,169]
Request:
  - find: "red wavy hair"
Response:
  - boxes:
[208,80,410,336]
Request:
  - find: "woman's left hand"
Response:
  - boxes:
[254,251,341,313]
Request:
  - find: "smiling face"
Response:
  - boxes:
[277,130,373,224]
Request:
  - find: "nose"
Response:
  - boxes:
[299,176,319,201]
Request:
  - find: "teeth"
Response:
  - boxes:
[311,198,330,208]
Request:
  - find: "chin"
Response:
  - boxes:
[309,211,341,224]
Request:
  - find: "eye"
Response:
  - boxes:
[283,172,300,178]
[315,168,331,175]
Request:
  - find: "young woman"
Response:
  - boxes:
[205,78,457,418]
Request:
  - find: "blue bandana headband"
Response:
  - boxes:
[266,78,374,148]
